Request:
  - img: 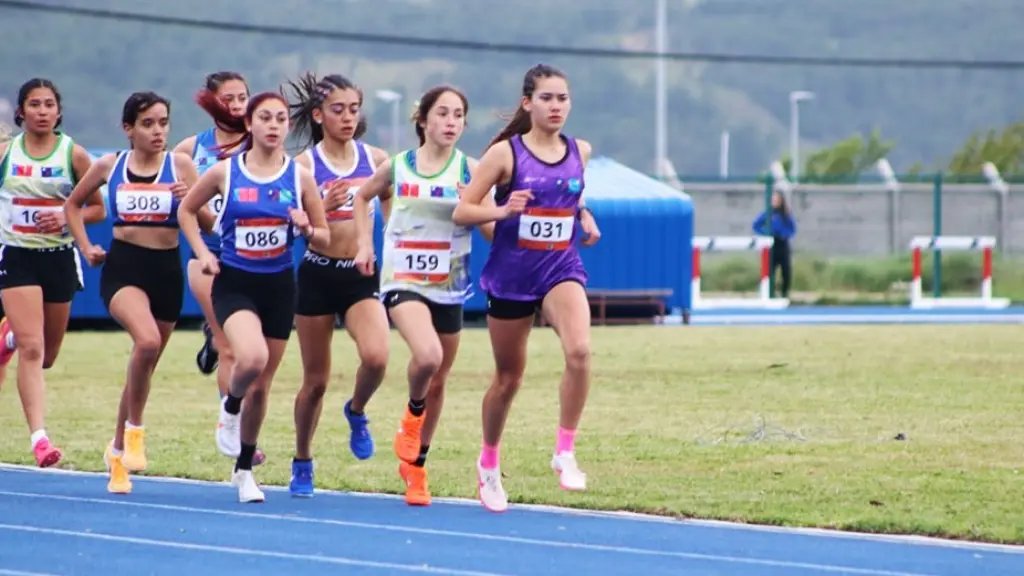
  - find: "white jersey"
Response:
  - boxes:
[0,133,76,248]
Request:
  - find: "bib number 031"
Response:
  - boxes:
[518,208,575,250]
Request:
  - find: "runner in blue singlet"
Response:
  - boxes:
[172,71,268,466]
[178,92,330,503]
[65,92,208,495]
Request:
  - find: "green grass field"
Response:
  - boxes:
[1,325,1022,544]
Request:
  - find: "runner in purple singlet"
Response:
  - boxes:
[452,64,602,513]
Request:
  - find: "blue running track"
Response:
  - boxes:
[0,465,1021,575]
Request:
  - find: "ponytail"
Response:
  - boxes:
[283,71,367,150]
[486,105,531,152]
[196,89,247,158]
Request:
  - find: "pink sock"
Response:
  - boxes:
[479,443,500,469]
[556,427,576,454]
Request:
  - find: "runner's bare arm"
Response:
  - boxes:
[172,152,213,233]
[298,164,331,252]
[65,153,116,252]
[71,145,105,224]
[178,160,227,261]
[353,157,393,251]
[452,141,513,226]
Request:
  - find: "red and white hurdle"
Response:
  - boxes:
[909,235,1010,309]
[691,236,790,310]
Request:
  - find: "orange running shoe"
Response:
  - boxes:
[399,462,431,506]
[392,407,424,464]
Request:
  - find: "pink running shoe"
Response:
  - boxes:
[33,438,62,468]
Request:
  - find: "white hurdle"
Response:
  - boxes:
[691,236,790,310]
[909,235,1010,309]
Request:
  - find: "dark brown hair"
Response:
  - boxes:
[411,85,469,146]
[486,64,566,151]
[15,78,62,129]
[283,72,367,149]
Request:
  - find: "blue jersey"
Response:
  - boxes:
[107,151,180,228]
[306,140,377,221]
[216,154,302,274]
[192,128,228,251]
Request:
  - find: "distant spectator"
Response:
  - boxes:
[752,191,796,298]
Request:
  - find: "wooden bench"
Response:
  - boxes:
[537,288,674,326]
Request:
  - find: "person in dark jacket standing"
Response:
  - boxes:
[752,190,796,298]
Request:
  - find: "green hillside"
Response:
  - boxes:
[0,0,1019,177]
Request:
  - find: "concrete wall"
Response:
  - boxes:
[684,182,1024,256]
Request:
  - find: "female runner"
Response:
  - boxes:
[178,92,330,503]
[283,72,390,498]
[452,64,602,513]
[354,85,494,506]
[0,78,100,466]
[65,91,209,494]
[172,71,266,466]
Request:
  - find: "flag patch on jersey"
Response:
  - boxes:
[398,183,420,197]
[12,164,32,176]
[429,185,457,198]
[234,187,258,202]
[268,188,294,203]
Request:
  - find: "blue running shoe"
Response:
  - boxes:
[345,399,375,460]
[289,459,314,498]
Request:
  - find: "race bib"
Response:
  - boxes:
[324,177,369,221]
[10,197,63,234]
[517,207,575,250]
[235,217,289,259]
[393,239,452,282]
[116,183,173,223]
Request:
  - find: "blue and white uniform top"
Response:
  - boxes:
[305,139,377,222]
[107,150,179,228]
[191,128,230,251]
[214,154,303,274]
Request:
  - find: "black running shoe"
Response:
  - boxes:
[195,321,219,375]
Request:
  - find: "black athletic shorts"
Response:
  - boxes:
[296,250,380,318]
[0,243,82,303]
[383,289,463,335]
[211,263,296,340]
[486,280,585,320]
[99,239,184,323]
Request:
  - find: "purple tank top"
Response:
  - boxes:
[306,140,376,222]
[479,134,588,301]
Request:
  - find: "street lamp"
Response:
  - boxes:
[375,89,402,153]
[653,0,668,179]
[788,90,815,183]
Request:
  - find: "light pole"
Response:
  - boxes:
[375,89,402,153]
[654,0,667,179]
[788,90,815,182]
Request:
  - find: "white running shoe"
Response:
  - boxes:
[551,451,587,491]
[216,398,241,458]
[477,462,509,513]
[231,469,265,503]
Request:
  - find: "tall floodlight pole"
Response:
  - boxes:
[788,90,815,182]
[375,89,403,153]
[654,0,668,179]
